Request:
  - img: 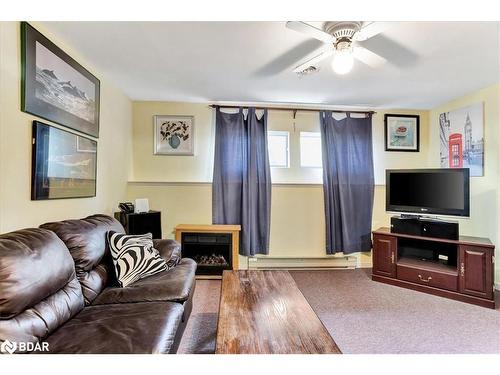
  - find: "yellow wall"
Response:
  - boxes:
[128,101,428,268]
[1,22,497,281]
[428,83,500,283]
[132,102,213,182]
[0,22,132,232]
[127,182,392,268]
[131,102,429,185]
[261,109,430,185]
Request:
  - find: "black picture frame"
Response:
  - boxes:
[31,121,97,200]
[21,22,100,138]
[384,114,420,152]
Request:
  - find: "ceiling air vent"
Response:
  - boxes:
[296,65,319,76]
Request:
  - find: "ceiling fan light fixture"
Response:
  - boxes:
[331,48,354,75]
[286,21,386,76]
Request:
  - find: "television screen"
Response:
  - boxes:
[386,168,470,217]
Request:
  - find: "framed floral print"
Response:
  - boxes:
[154,115,194,155]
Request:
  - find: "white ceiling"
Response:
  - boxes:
[41,21,500,109]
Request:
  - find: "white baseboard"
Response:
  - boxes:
[247,256,357,270]
[495,282,500,291]
[358,261,373,269]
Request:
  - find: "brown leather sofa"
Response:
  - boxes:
[0,214,196,354]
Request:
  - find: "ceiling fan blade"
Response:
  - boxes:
[353,46,387,68]
[353,22,389,41]
[286,21,335,44]
[292,48,334,73]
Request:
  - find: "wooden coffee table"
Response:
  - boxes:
[215,270,341,354]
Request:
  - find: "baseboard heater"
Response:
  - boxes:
[247,256,357,270]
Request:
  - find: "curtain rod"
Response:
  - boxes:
[209,104,376,115]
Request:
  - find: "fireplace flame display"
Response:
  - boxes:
[181,232,232,275]
[193,253,228,266]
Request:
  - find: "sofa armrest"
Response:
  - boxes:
[153,239,182,268]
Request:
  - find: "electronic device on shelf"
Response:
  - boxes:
[390,216,459,240]
[386,168,470,217]
[374,168,494,308]
[134,198,150,213]
[386,168,470,240]
[118,202,134,214]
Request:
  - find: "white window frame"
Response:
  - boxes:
[300,131,322,168]
[267,130,290,168]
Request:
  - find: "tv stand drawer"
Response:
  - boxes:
[397,264,458,292]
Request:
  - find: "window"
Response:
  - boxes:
[300,132,322,168]
[267,131,289,168]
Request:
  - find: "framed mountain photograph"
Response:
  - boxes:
[21,22,100,138]
[31,121,97,200]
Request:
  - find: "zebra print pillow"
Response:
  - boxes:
[107,231,168,287]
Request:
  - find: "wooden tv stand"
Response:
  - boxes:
[372,227,495,309]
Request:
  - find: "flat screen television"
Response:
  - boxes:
[386,168,470,217]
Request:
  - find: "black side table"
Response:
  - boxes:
[114,210,162,239]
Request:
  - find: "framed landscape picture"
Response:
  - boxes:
[32,121,97,200]
[384,114,420,152]
[21,22,100,138]
[154,115,194,155]
[439,102,484,176]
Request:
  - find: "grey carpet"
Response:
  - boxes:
[177,279,221,354]
[177,269,500,354]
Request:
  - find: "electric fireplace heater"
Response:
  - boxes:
[181,232,233,276]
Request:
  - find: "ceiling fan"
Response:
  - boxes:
[286,21,388,75]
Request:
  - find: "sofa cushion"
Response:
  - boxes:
[0,228,82,319]
[42,302,183,354]
[0,228,84,350]
[40,214,124,305]
[0,278,84,350]
[93,258,197,305]
[153,239,182,268]
[107,232,168,287]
